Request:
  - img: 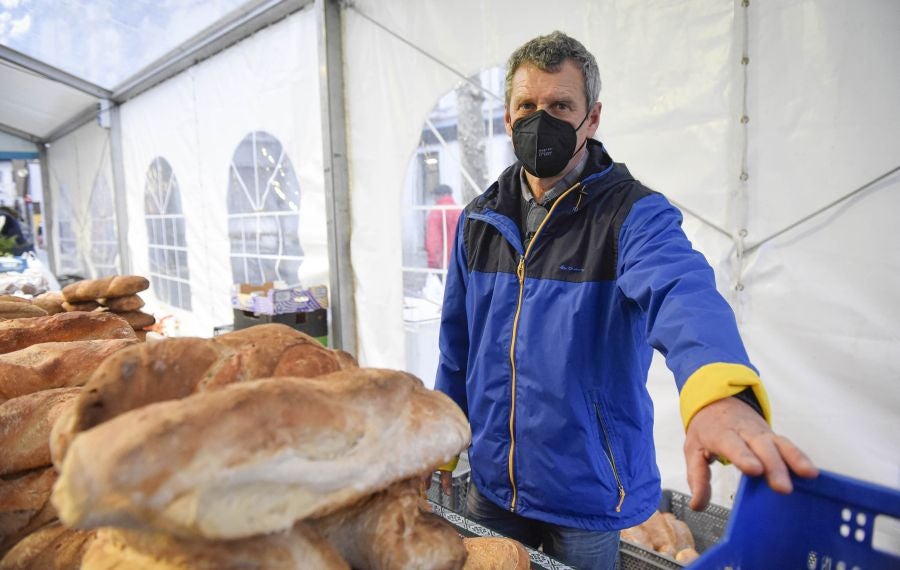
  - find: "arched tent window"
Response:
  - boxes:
[145,157,191,310]
[88,174,118,277]
[401,67,514,386]
[227,131,303,285]
[56,183,84,276]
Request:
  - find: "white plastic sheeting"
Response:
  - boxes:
[46,120,115,277]
[343,0,900,505]
[118,7,327,337]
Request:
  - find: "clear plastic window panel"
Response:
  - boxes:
[56,185,84,275]
[144,157,192,310]
[227,131,304,285]
[89,175,118,277]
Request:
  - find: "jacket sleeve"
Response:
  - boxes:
[434,210,470,418]
[616,193,771,429]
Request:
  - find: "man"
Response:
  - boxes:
[425,184,462,270]
[434,32,817,569]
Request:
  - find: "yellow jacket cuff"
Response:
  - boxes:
[437,456,459,472]
[679,363,771,430]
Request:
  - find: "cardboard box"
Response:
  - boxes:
[232,308,328,345]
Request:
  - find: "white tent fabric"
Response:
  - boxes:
[0,60,96,139]
[118,6,327,337]
[46,120,115,277]
[343,0,900,506]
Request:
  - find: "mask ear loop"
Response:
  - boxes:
[570,105,594,157]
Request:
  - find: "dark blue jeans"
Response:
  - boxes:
[466,482,620,570]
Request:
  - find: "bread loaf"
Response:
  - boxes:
[61,300,100,312]
[81,524,349,570]
[0,339,136,403]
[0,301,46,321]
[99,294,144,312]
[0,522,94,570]
[675,547,699,563]
[663,512,695,551]
[52,370,471,539]
[111,310,155,329]
[0,312,135,355]
[30,293,64,316]
[312,477,467,570]
[0,297,28,306]
[0,388,80,476]
[462,537,530,570]
[620,525,653,550]
[61,276,149,303]
[52,324,355,465]
[0,467,57,556]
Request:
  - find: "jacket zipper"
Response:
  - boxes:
[506,182,581,512]
[594,402,626,512]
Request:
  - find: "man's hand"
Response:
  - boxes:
[684,397,818,511]
[420,470,454,496]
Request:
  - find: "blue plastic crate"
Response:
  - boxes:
[692,470,900,569]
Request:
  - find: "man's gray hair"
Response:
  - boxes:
[505,31,601,109]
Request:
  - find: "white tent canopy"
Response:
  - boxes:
[0,0,897,509]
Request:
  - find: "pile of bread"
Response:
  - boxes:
[25,276,156,340]
[0,312,530,569]
[621,510,699,564]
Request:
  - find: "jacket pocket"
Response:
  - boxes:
[591,398,627,513]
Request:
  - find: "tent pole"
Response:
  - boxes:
[109,104,131,275]
[37,144,57,275]
[316,0,357,354]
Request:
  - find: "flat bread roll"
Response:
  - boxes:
[52,370,471,539]
[0,467,57,557]
[52,324,356,466]
[0,339,136,403]
[81,524,348,570]
[61,276,149,303]
[0,312,135,355]
[0,522,94,570]
[463,537,531,570]
[312,478,467,570]
[30,293,64,316]
[99,294,144,312]
[0,388,80,476]
[113,310,155,330]
[0,301,46,321]
[61,300,100,312]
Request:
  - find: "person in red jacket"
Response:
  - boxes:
[425,184,462,270]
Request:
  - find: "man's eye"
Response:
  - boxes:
[520,103,535,111]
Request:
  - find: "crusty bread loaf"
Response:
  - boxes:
[462,537,530,570]
[81,524,349,570]
[675,547,699,563]
[620,524,653,550]
[0,467,57,557]
[0,301,46,321]
[52,324,356,466]
[0,312,135,355]
[61,300,100,312]
[52,370,471,539]
[312,477,466,570]
[662,512,695,552]
[99,294,144,312]
[0,388,79,476]
[0,522,94,570]
[61,275,150,303]
[0,339,136,403]
[111,310,155,329]
[30,293,64,316]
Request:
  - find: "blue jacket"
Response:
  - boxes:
[435,140,770,531]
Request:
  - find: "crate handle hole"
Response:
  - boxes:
[872,513,900,558]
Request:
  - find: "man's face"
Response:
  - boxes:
[505,59,601,158]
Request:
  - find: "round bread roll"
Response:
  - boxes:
[100,294,144,312]
[30,292,65,315]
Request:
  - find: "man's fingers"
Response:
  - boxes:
[774,435,819,479]
[744,432,792,494]
[712,429,764,477]
[685,445,712,511]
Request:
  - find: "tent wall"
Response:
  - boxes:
[46,120,115,278]
[343,0,900,504]
[118,6,326,337]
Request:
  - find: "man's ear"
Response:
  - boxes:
[504,108,513,137]
[586,102,602,137]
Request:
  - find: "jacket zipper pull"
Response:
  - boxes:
[516,256,525,283]
[616,486,626,513]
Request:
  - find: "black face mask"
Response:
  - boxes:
[511,109,590,178]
